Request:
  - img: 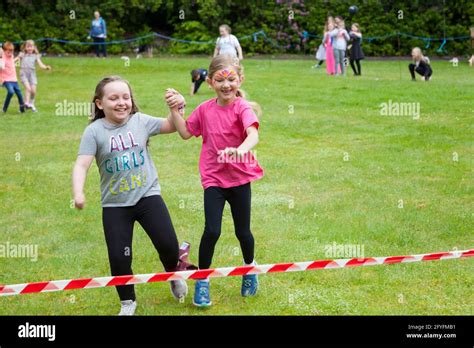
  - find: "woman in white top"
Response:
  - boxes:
[213,24,243,60]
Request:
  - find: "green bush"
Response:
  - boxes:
[0,0,472,56]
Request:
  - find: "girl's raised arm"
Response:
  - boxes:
[72,155,94,209]
[165,89,193,140]
[158,113,178,134]
[169,108,193,140]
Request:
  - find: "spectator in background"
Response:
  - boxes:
[88,11,107,58]
[213,24,243,60]
[0,42,25,113]
[348,23,364,76]
[330,16,350,76]
[409,47,432,81]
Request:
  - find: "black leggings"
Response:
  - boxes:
[350,59,361,75]
[199,183,255,269]
[102,195,179,301]
[409,63,432,80]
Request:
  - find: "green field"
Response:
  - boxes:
[0,57,472,315]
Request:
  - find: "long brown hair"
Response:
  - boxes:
[208,54,262,117]
[90,76,139,123]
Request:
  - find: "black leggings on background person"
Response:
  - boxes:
[409,61,432,80]
[350,58,362,75]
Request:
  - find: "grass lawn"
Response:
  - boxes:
[0,56,472,315]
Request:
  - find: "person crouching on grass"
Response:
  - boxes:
[165,54,263,307]
[409,47,433,81]
[190,68,208,96]
[72,76,188,315]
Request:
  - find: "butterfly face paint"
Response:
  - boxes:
[213,68,238,80]
[211,67,241,105]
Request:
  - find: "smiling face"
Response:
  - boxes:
[95,81,133,124]
[209,67,242,105]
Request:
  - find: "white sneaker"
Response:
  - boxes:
[170,280,188,300]
[31,105,37,112]
[118,300,137,316]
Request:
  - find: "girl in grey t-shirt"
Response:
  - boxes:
[72,76,188,315]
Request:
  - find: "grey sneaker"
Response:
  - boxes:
[170,279,188,300]
[118,300,137,316]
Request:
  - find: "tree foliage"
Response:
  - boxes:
[0,0,472,56]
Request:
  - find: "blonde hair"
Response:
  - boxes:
[412,47,429,63]
[208,54,262,117]
[21,40,39,54]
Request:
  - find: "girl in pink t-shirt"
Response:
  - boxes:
[0,42,25,113]
[166,54,263,307]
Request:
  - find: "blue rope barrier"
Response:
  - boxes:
[2,30,469,52]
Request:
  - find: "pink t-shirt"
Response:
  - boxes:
[0,55,18,82]
[186,97,264,189]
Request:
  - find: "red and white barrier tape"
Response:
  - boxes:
[1,249,472,296]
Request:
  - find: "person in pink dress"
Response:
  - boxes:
[324,21,336,75]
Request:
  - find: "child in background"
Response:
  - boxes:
[190,68,208,96]
[18,40,51,112]
[409,47,433,81]
[0,42,25,113]
[330,16,350,76]
[324,21,336,75]
[214,24,243,60]
[166,54,263,307]
[313,23,326,68]
[0,47,3,84]
[349,23,364,76]
[72,76,188,315]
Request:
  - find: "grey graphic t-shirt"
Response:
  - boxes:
[78,112,164,207]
